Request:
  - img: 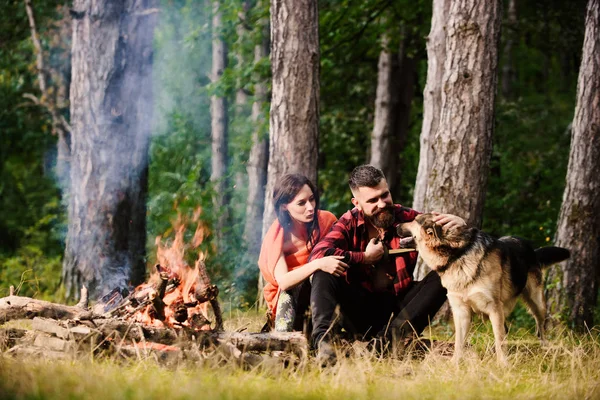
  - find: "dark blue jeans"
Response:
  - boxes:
[310,270,447,348]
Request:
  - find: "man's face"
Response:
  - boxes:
[351,179,395,229]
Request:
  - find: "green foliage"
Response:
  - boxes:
[0,1,65,298]
[482,0,585,245]
[318,0,431,214]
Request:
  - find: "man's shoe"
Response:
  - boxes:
[316,340,337,367]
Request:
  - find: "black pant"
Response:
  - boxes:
[310,270,447,348]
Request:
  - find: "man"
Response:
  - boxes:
[309,165,465,363]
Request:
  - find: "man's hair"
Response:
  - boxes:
[348,164,386,190]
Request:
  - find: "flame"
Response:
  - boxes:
[129,208,213,330]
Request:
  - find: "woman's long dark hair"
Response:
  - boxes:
[273,174,321,250]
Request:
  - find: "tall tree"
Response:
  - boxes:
[370,34,400,190]
[370,26,417,198]
[545,0,600,330]
[413,0,502,279]
[501,0,517,99]
[412,0,450,215]
[262,0,320,232]
[243,6,270,307]
[210,0,229,239]
[63,0,158,300]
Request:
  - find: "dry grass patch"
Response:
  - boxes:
[1,312,599,399]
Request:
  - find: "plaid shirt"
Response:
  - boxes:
[309,204,419,295]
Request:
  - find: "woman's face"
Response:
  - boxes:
[282,184,316,224]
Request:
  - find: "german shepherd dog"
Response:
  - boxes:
[399,213,570,364]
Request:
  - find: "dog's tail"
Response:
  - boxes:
[535,246,570,268]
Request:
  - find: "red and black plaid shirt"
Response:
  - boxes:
[309,204,419,295]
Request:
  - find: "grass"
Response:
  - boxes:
[1,310,599,400]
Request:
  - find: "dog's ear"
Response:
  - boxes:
[425,223,443,240]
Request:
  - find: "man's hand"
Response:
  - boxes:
[315,256,349,277]
[364,238,385,264]
[431,212,467,230]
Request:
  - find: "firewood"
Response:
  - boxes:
[0,295,308,361]
[33,333,74,352]
[216,331,308,359]
[0,295,95,322]
[150,266,169,321]
[31,317,97,341]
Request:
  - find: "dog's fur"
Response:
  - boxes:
[399,213,570,364]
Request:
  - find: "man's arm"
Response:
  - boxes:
[309,214,366,264]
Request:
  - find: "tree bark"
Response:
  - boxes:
[421,0,501,226]
[501,0,517,99]
[63,0,158,300]
[412,0,450,214]
[370,31,416,199]
[0,296,92,322]
[370,34,400,188]
[235,2,251,109]
[211,0,230,239]
[414,0,501,280]
[545,0,600,330]
[243,13,270,309]
[263,0,320,232]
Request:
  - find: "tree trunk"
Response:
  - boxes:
[501,0,517,99]
[370,31,416,199]
[545,0,600,331]
[210,0,229,238]
[392,33,416,199]
[243,15,270,309]
[414,0,501,281]
[370,34,400,187]
[234,2,251,110]
[412,0,450,214]
[63,0,158,300]
[263,0,320,232]
[412,0,450,280]
[421,0,501,226]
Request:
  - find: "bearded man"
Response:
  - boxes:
[309,165,465,364]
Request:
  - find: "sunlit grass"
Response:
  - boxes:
[1,311,599,400]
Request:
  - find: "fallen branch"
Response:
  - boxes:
[0,295,93,322]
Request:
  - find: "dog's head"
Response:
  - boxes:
[398,213,471,254]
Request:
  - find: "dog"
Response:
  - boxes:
[399,213,570,364]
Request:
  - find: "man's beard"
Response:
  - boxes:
[366,207,395,229]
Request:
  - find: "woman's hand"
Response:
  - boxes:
[315,256,349,277]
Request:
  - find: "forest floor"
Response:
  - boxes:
[1,309,599,400]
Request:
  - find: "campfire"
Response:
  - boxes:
[0,210,306,365]
[100,212,222,331]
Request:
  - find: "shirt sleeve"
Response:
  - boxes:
[309,213,365,265]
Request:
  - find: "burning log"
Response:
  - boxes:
[148,265,169,321]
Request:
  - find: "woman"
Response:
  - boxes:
[258,174,348,332]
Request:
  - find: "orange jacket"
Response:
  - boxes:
[258,210,337,317]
